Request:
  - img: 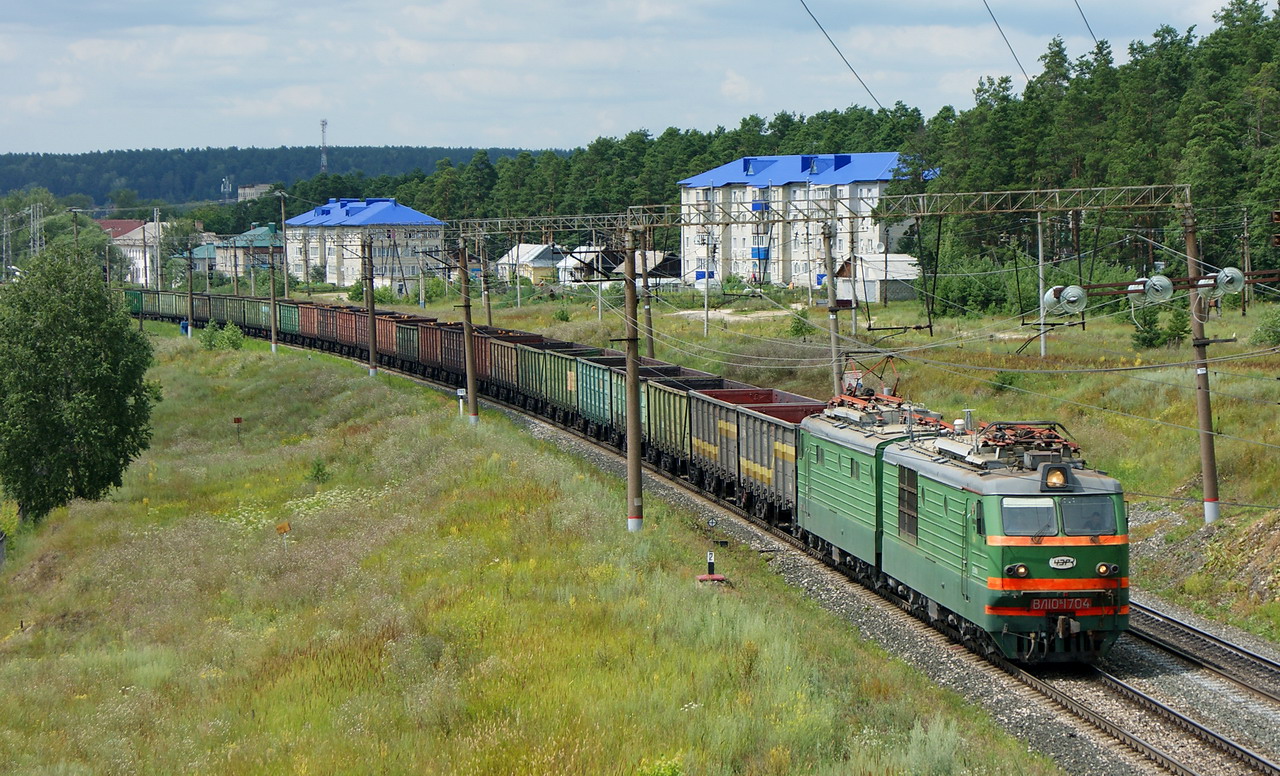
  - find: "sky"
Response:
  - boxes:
[0,0,1228,155]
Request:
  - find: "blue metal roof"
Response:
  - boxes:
[285,198,447,228]
[677,152,901,188]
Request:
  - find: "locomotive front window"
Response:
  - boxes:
[1000,497,1057,536]
[1061,496,1117,535]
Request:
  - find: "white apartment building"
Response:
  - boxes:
[284,198,447,289]
[677,153,910,287]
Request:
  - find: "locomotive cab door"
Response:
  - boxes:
[961,500,982,603]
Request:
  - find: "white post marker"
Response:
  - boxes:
[457,388,466,417]
[697,549,726,584]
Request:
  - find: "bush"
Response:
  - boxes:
[788,308,816,337]
[1131,305,1163,349]
[307,458,331,484]
[1250,304,1280,346]
[347,284,399,304]
[217,323,244,351]
[551,308,571,322]
[199,321,223,350]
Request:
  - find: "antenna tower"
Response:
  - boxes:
[320,119,329,173]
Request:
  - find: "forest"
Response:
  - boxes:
[6,0,1280,316]
[0,145,526,207]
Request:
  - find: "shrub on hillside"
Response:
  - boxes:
[1250,305,1280,346]
[200,322,244,351]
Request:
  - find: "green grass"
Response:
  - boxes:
[401,292,1280,645]
[0,326,1061,775]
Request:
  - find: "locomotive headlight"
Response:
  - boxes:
[1004,563,1030,578]
[1044,467,1068,489]
[1096,563,1119,577]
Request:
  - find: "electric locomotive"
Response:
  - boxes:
[798,397,1126,663]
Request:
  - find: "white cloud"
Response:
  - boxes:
[0,1,1228,153]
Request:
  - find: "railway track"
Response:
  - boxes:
[164,322,1280,776]
[1128,599,1280,704]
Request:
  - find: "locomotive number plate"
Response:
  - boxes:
[1030,597,1092,612]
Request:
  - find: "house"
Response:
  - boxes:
[214,223,283,278]
[558,246,623,284]
[237,184,275,202]
[832,254,919,303]
[98,220,167,286]
[495,244,568,284]
[677,153,911,287]
[285,198,447,288]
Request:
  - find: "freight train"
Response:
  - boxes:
[126,289,1128,662]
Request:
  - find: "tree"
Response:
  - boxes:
[0,244,160,524]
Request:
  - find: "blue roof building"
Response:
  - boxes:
[283,198,447,288]
[677,153,912,289]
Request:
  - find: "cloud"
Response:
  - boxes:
[0,1,1230,153]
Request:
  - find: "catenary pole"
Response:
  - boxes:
[279,193,290,299]
[1038,211,1046,358]
[459,239,479,425]
[822,223,841,397]
[623,230,643,532]
[1182,210,1221,525]
[363,233,376,375]
[479,236,493,327]
[269,230,279,354]
[640,229,655,359]
[186,240,195,339]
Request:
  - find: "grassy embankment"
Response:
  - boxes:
[401,288,1280,641]
[0,326,1060,775]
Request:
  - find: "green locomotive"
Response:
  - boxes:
[798,396,1127,662]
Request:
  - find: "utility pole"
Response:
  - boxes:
[640,229,655,359]
[1037,211,1047,358]
[418,253,426,308]
[141,224,150,290]
[1242,209,1252,315]
[232,239,240,296]
[478,236,493,326]
[278,194,290,299]
[186,239,195,339]
[153,207,161,289]
[623,229,643,533]
[269,232,279,354]
[704,242,715,336]
[458,239,479,425]
[363,233,376,375]
[1182,209,1221,525]
[822,223,841,397]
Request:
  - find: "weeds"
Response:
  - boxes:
[0,328,1066,775]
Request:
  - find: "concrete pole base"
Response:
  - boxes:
[271,343,277,353]
[468,414,479,426]
[627,517,643,532]
[368,367,377,377]
[1204,499,1220,524]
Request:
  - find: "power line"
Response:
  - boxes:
[796,0,884,110]
[983,0,1030,83]
[1073,0,1099,45]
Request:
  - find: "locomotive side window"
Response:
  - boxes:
[1061,496,1117,536]
[815,446,824,465]
[974,502,985,536]
[898,467,918,543]
[850,458,860,479]
[1000,497,1056,536]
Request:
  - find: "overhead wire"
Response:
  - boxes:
[982,0,1030,82]
[796,0,884,110]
